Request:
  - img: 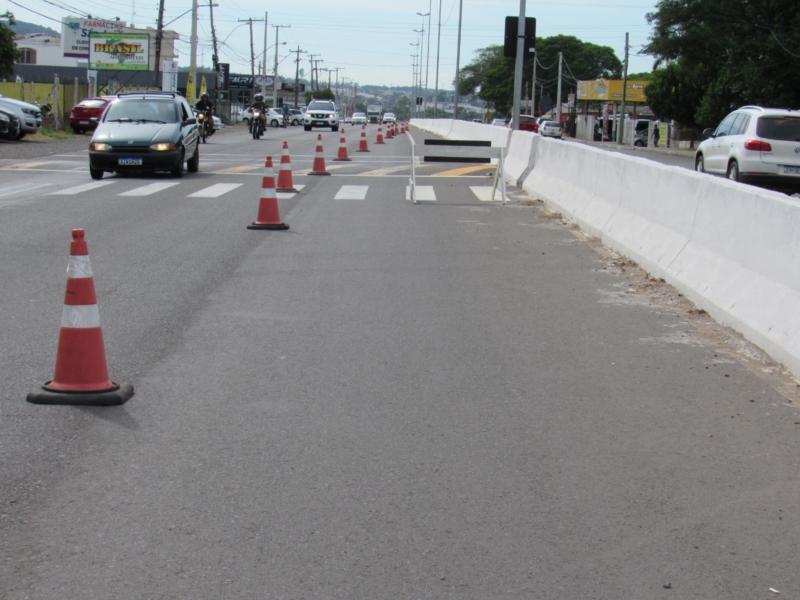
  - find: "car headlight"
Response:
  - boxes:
[22,108,36,116]
[0,113,9,122]
[150,142,177,151]
[90,142,112,151]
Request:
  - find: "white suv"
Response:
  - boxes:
[303,100,339,132]
[0,94,43,138]
[695,106,800,194]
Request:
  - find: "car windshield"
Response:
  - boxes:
[308,102,335,111]
[756,116,800,141]
[545,121,560,127]
[354,113,366,117]
[104,99,178,123]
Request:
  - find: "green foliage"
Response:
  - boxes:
[0,12,19,80]
[457,35,622,116]
[643,0,800,128]
[309,87,335,101]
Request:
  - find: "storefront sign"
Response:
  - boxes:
[89,32,150,71]
[62,17,126,58]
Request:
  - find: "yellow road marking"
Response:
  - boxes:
[432,164,496,177]
[8,162,51,169]
[214,164,261,173]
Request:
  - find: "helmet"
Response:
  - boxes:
[254,93,263,101]
[201,92,209,99]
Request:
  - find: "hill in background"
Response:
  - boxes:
[7,20,61,37]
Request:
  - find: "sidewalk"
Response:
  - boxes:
[565,136,696,158]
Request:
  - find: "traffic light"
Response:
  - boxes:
[504,16,536,59]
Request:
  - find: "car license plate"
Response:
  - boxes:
[315,121,325,126]
[118,157,143,166]
[783,166,800,175]
[79,120,89,124]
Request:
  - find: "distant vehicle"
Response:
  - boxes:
[0,107,21,141]
[303,100,339,132]
[382,112,396,124]
[491,118,506,127]
[540,121,563,139]
[69,96,115,134]
[0,93,43,138]
[367,105,382,124]
[634,130,648,146]
[351,112,367,125]
[288,109,303,125]
[509,115,538,132]
[695,105,800,195]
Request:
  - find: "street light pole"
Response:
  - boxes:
[188,0,198,103]
[453,0,463,119]
[272,25,290,107]
[261,13,268,98]
[434,0,442,117]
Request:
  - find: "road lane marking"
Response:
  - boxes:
[406,186,436,201]
[0,182,54,197]
[6,161,53,169]
[48,181,118,195]
[188,183,243,198]
[213,164,262,173]
[293,165,348,175]
[432,164,496,177]
[119,182,182,197]
[469,186,506,202]
[334,185,368,200]
[277,184,304,199]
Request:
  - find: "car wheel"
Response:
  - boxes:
[71,126,81,135]
[171,152,185,178]
[727,160,740,182]
[16,132,25,140]
[243,118,250,127]
[634,140,644,147]
[695,154,705,173]
[331,126,338,132]
[304,125,311,131]
[187,146,199,173]
[89,165,104,180]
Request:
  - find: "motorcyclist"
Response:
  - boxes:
[195,93,214,136]
[249,93,268,131]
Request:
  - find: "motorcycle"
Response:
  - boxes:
[251,109,263,140]
[196,111,214,143]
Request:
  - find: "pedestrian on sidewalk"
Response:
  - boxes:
[652,123,660,148]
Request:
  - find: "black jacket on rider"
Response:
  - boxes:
[195,99,214,114]
[249,100,267,113]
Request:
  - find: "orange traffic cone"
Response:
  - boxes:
[276,141,298,192]
[357,125,370,152]
[27,229,134,406]
[386,124,394,139]
[375,126,385,144]
[309,134,330,175]
[248,156,289,230]
[333,128,352,162]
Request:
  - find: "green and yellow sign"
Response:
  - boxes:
[577,79,648,103]
[89,32,150,71]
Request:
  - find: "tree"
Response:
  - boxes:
[0,12,19,80]
[643,0,800,128]
[457,36,621,116]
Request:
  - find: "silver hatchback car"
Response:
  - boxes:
[695,106,800,194]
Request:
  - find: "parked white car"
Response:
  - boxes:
[695,105,800,195]
[351,112,367,125]
[0,94,43,138]
[539,121,563,139]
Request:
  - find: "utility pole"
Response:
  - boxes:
[261,13,268,98]
[153,0,165,87]
[434,0,442,117]
[530,49,536,116]
[556,51,563,124]
[425,3,431,114]
[292,46,306,107]
[453,0,463,119]
[239,17,264,100]
[308,54,318,92]
[209,0,220,107]
[618,32,630,145]
[272,24,290,107]
[511,0,526,131]
[188,0,198,103]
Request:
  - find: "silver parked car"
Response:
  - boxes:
[695,105,800,194]
[0,94,43,138]
[540,121,563,139]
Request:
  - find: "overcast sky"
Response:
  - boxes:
[14,0,659,89]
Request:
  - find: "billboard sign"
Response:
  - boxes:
[62,17,126,58]
[577,79,648,103]
[228,75,274,88]
[89,32,150,71]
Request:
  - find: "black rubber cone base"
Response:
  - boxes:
[308,172,330,176]
[247,222,290,230]
[276,188,298,193]
[332,158,352,162]
[27,382,134,406]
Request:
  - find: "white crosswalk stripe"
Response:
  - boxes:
[277,184,305,200]
[188,183,243,198]
[0,182,54,197]
[334,185,369,200]
[48,181,117,195]
[119,182,182,197]
[469,186,506,202]
[406,185,436,201]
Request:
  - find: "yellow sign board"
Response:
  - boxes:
[577,79,648,103]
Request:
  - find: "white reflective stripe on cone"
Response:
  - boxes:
[262,187,277,197]
[61,304,101,328]
[67,255,93,278]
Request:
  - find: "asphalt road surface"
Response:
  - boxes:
[2,124,799,599]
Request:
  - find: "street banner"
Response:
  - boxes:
[200,76,207,96]
[62,17,126,58]
[217,64,230,91]
[162,60,178,92]
[89,32,150,71]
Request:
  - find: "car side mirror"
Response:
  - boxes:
[185,117,197,126]
[702,128,714,139]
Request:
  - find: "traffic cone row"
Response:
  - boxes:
[357,125,370,152]
[375,126,385,144]
[309,134,330,175]
[276,140,297,192]
[247,156,289,230]
[27,229,134,406]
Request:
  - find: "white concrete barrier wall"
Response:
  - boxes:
[522,137,800,376]
[504,131,538,186]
